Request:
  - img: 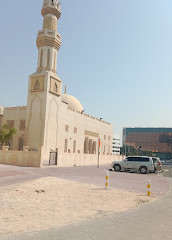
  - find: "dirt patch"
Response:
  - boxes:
[0,177,157,234]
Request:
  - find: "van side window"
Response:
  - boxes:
[127,157,136,161]
[141,157,149,162]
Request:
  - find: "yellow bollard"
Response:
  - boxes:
[147,180,151,196]
[105,171,109,189]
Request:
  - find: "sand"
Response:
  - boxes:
[0,177,157,234]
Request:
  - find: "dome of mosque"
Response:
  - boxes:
[61,93,84,113]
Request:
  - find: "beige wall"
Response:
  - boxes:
[57,154,122,168]
[0,147,41,168]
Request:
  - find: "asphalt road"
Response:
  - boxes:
[162,165,172,178]
[0,164,170,195]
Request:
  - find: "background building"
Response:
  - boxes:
[112,135,120,155]
[123,128,172,160]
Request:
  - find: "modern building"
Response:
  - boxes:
[112,135,120,155]
[123,128,172,159]
[0,0,115,167]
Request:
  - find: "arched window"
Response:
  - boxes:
[47,49,50,68]
[34,80,40,91]
[53,83,58,92]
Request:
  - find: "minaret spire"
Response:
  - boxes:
[36,0,61,73]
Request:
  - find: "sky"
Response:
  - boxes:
[0,0,172,138]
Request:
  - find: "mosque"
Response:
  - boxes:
[0,0,115,167]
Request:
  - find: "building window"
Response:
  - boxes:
[19,120,25,130]
[7,120,14,128]
[108,136,110,141]
[64,139,68,153]
[65,125,69,132]
[34,80,40,90]
[74,127,77,134]
[73,140,76,153]
[53,83,58,93]
[104,135,106,140]
[108,146,110,155]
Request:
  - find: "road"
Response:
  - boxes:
[0,164,170,195]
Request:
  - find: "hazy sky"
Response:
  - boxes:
[0,0,172,137]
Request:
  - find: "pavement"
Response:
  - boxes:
[0,164,172,240]
[0,164,171,195]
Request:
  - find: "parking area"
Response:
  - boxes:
[0,164,170,195]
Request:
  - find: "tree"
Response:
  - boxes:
[120,145,154,157]
[0,124,16,146]
[120,145,138,156]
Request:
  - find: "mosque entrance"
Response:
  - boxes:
[49,150,57,165]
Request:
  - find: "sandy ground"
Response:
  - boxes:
[0,177,157,234]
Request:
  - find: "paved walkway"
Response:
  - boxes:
[0,180,171,240]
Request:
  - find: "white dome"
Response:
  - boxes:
[61,94,84,113]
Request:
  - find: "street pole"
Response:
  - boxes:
[125,145,127,157]
[97,138,100,168]
[98,146,100,168]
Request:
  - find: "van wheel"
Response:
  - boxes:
[113,164,121,172]
[139,166,147,174]
[150,167,156,173]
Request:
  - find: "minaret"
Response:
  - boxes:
[37,0,61,73]
[26,0,63,153]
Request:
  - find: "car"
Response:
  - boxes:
[111,156,154,174]
[161,160,172,165]
[151,157,162,173]
[165,159,172,165]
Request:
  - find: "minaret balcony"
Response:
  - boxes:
[37,29,61,41]
[42,0,61,19]
[36,29,61,51]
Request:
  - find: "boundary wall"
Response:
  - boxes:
[44,153,122,167]
[0,146,122,168]
[0,146,41,168]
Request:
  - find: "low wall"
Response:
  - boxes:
[53,154,122,167]
[0,146,122,168]
[0,146,41,168]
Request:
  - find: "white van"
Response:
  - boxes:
[111,156,154,174]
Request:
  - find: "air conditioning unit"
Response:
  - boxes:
[0,106,3,115]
